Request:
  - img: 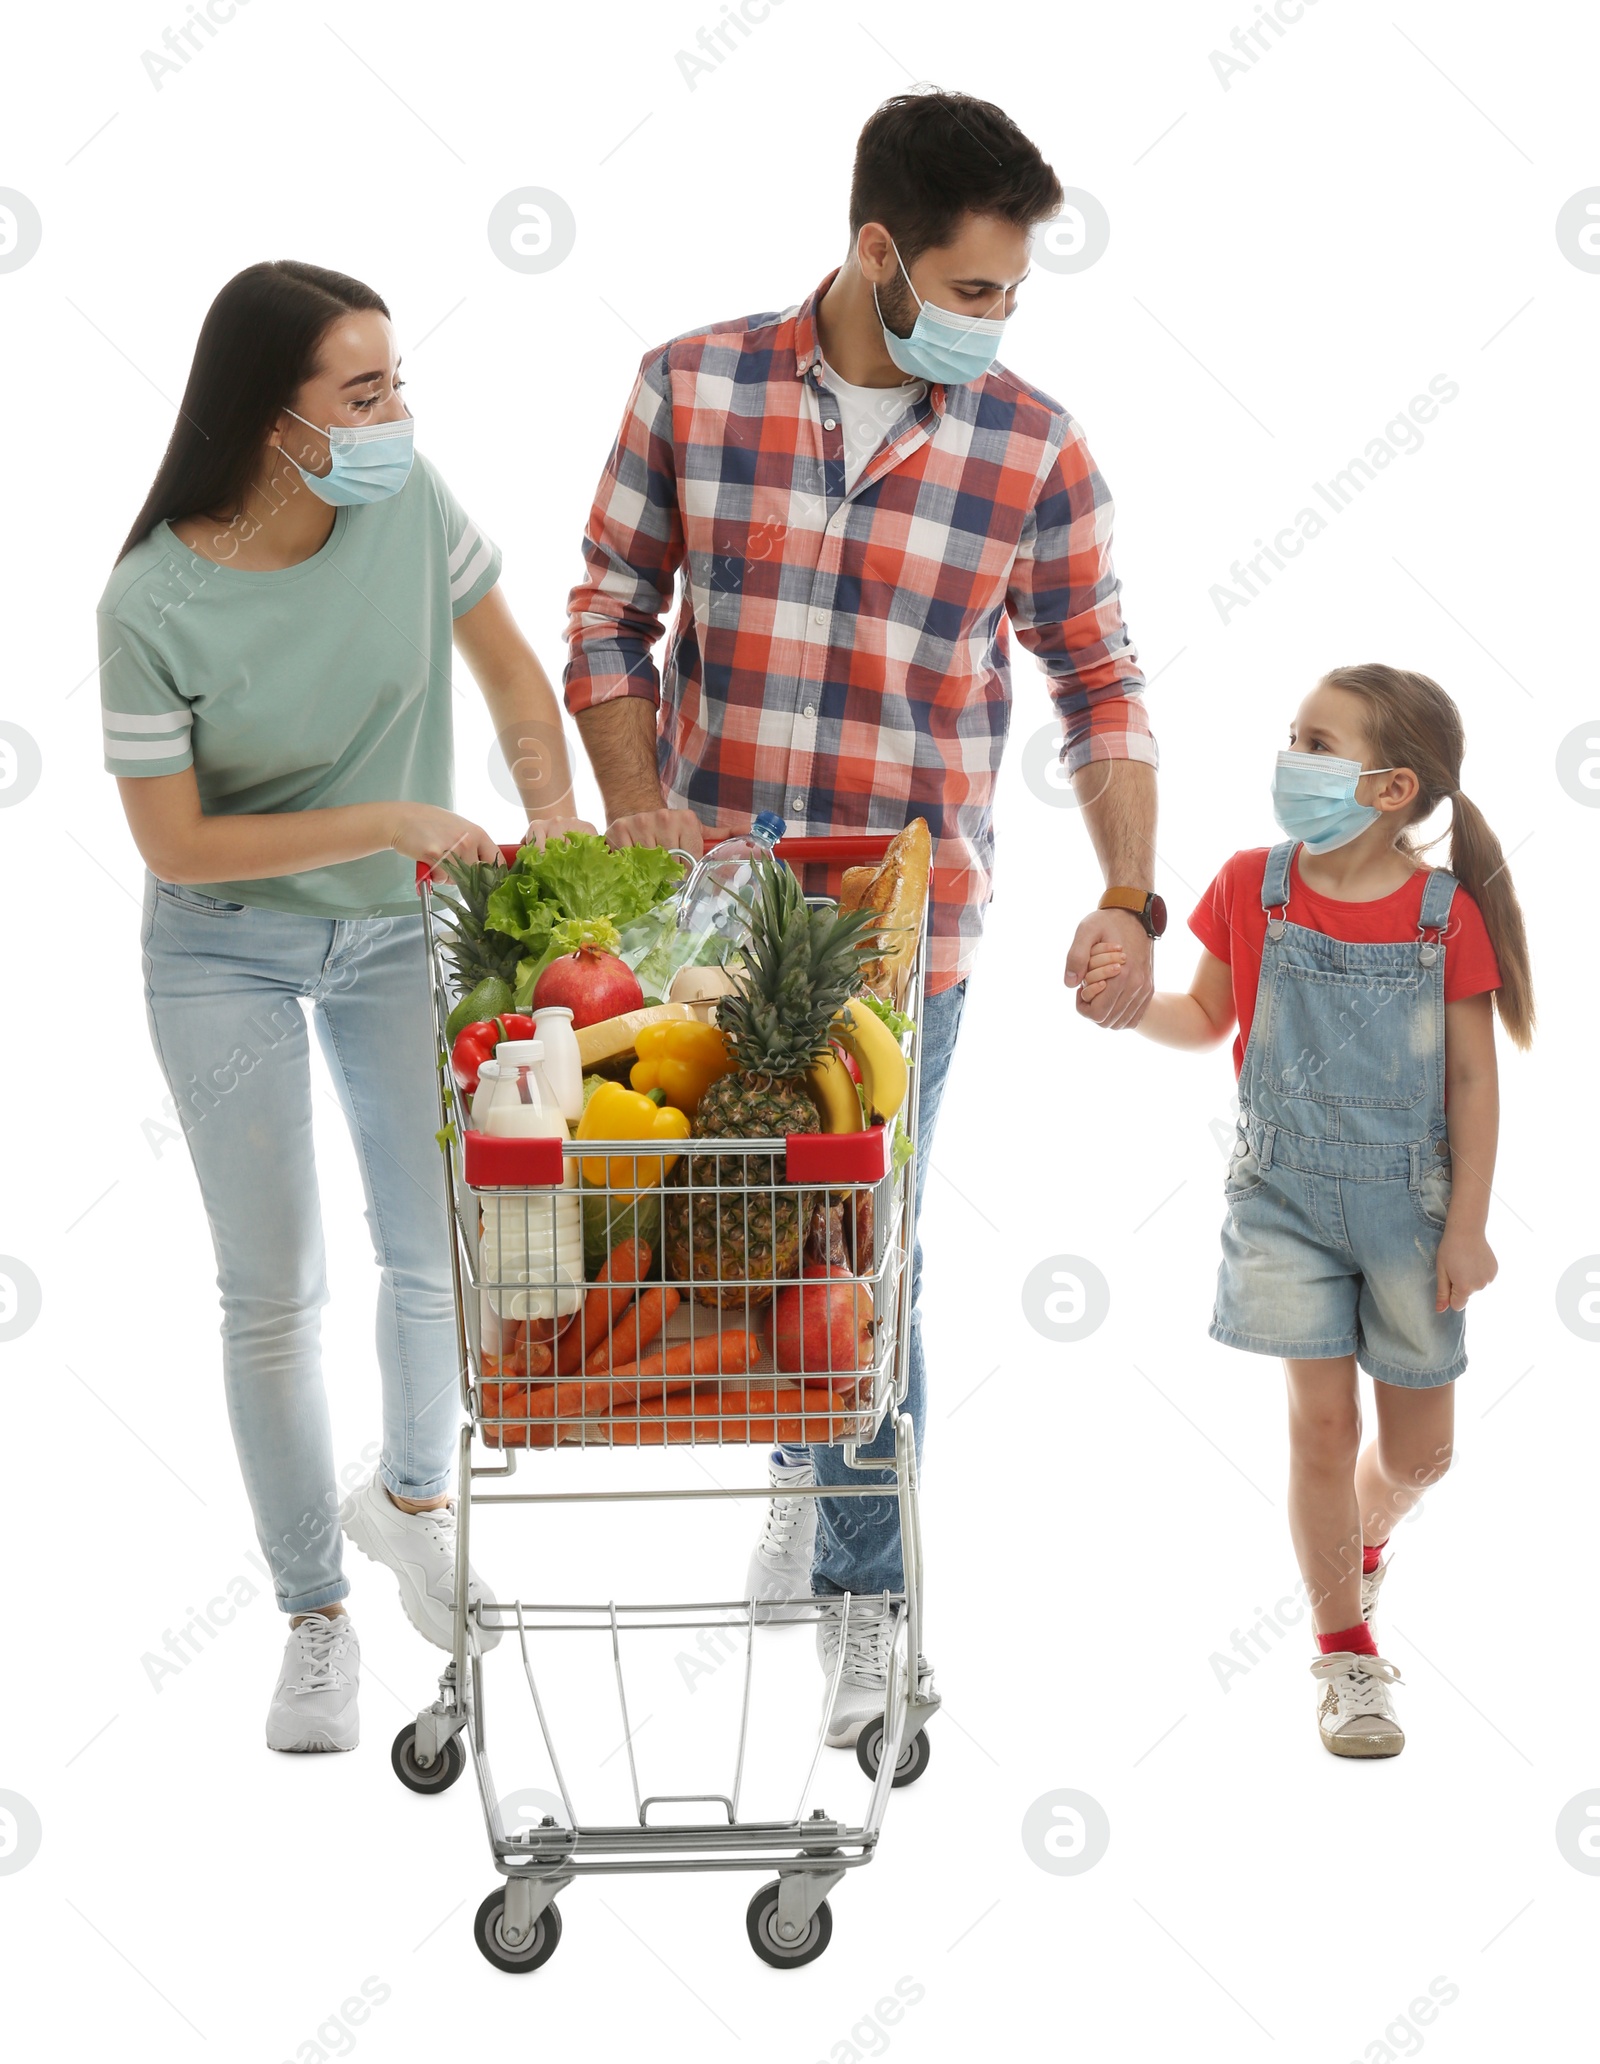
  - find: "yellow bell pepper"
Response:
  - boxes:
[577,1079,691,1193]
[629,1018,736,1117]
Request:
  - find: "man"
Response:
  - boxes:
[564,90,1160,1748]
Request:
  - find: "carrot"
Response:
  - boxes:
[592,1383,854,1447]
[584,1287,680,1375]
[557,1239,651,1375]
[606,1328,761,1382]
[481,1340,553,1381]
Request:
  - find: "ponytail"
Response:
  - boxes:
[1318,662,1535,1051]
[1446,790,1534,1050]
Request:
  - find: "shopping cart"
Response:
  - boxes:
[392,834,937,1972]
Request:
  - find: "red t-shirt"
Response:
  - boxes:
[1190,847,1502,1078]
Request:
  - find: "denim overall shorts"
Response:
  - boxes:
[1209,840,1467,1386]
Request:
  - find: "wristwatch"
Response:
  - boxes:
[1098,887,1167,938]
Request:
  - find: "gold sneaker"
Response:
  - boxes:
[1311,1652,1405,1758]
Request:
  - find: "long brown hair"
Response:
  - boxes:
[1320,663,1534,1048]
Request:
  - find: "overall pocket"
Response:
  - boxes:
[1264,963,1429,1109]
[1412,1159,1453,1229]
[1224,1135,1266,1200]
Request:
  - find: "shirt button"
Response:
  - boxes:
[812,610,826,626]
[823,417,837,430]
[1434,1139,1450,1157]
[791,795,806,814]
[803,703,816,719]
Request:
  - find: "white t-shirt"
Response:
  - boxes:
[819,360,927,493]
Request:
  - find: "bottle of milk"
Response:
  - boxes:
[472,1040,584,1326]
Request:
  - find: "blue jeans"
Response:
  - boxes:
[140,874,460,1614]
[785,977,967,1597]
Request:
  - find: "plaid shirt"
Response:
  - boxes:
[564,269,1155,993]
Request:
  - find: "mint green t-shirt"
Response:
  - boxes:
[97,451,501,918]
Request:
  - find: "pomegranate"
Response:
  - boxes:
[532,926,643,1029]
[766,1263,874,1377]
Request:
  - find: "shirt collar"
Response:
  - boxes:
[792,266,945,411]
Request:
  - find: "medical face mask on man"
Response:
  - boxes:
[1271,750,1398,853]
[282,406,415,506]
[874,237,1009,386]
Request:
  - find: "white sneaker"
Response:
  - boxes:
[1361,1550,1390,1624]
[265,1613,360,1753]
[339,1473,500,1653]
[814,1598,934,1748]
[746,1454,817,1622]
[1311,1651,1405,1758]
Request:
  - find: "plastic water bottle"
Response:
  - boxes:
[675,811,786,963]
[472,1040,584,1325]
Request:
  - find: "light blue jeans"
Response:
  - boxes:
[781,977,968,1598]
[140,874,460,1614]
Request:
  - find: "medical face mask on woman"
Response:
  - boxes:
[874,238,1009,385]
[282,406,415,506]
[1271,750,1397,853]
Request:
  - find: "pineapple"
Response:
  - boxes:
[432,853,520,998]
[665,858,872,1310]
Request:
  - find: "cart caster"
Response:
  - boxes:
[746,1882,833,1968]
[474,1887,561,1973]
[390,1723,465,1794]
[855,1715,931,1787]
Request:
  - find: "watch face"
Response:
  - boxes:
[1148,893,1168,937]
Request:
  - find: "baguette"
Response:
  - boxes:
[849,820,931,1009]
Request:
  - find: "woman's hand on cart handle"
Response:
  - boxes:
[389,802,505,875]
[605,807,705,857]
[519,813,600,851]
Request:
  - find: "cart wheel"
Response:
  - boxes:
[390,1723,465,1794]
[474,1887,561,1973]
[745,1882,833,1968]
[855,1715,931,1787]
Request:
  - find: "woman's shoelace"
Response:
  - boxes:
[291,1614,351,1694]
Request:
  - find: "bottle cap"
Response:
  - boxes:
[532,1006,574,1023]
[753,811,786,843]
[495,1039,546,1063]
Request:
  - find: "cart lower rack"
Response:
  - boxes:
[396,833,937,1971]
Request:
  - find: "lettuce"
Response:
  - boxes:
[859,990,915,1042]
[514,833,684,927]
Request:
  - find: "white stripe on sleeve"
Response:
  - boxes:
[450,540,493,602]
[102,708,193,734]
[447,523,481,576]
[104,736,193,761]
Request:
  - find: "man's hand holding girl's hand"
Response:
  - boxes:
[1064,910,1152,1028]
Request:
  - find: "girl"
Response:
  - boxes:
[98,262,592,1754]
[1090,664,1532,1757]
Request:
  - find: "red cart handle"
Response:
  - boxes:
[417,832,905,890]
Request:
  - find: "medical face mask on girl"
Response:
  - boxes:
[1271,750,1397,853]
[281,406,415,506]
[874,237,1009,385]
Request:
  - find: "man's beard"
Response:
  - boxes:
[873,269,920,343]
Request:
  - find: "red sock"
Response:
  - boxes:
[1362,1538,1389,1576]
[1318,1622,1378,1658]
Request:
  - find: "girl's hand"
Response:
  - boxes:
[1435,1224,1498,1312]
[520,814,599,851]
[1079,943,1127,1003]
[390,803,504,872]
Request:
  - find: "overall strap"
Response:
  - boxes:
[1260,840,1297,913]
[1417,867,1459,937]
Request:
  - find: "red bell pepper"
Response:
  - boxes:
[450,1012,538,1098]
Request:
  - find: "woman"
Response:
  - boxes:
[98,261,591,1754]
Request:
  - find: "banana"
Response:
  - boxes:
[805,1045,865,1134]
[831,998,909,1123]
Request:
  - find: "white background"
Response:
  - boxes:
[2,1,1598,2057]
